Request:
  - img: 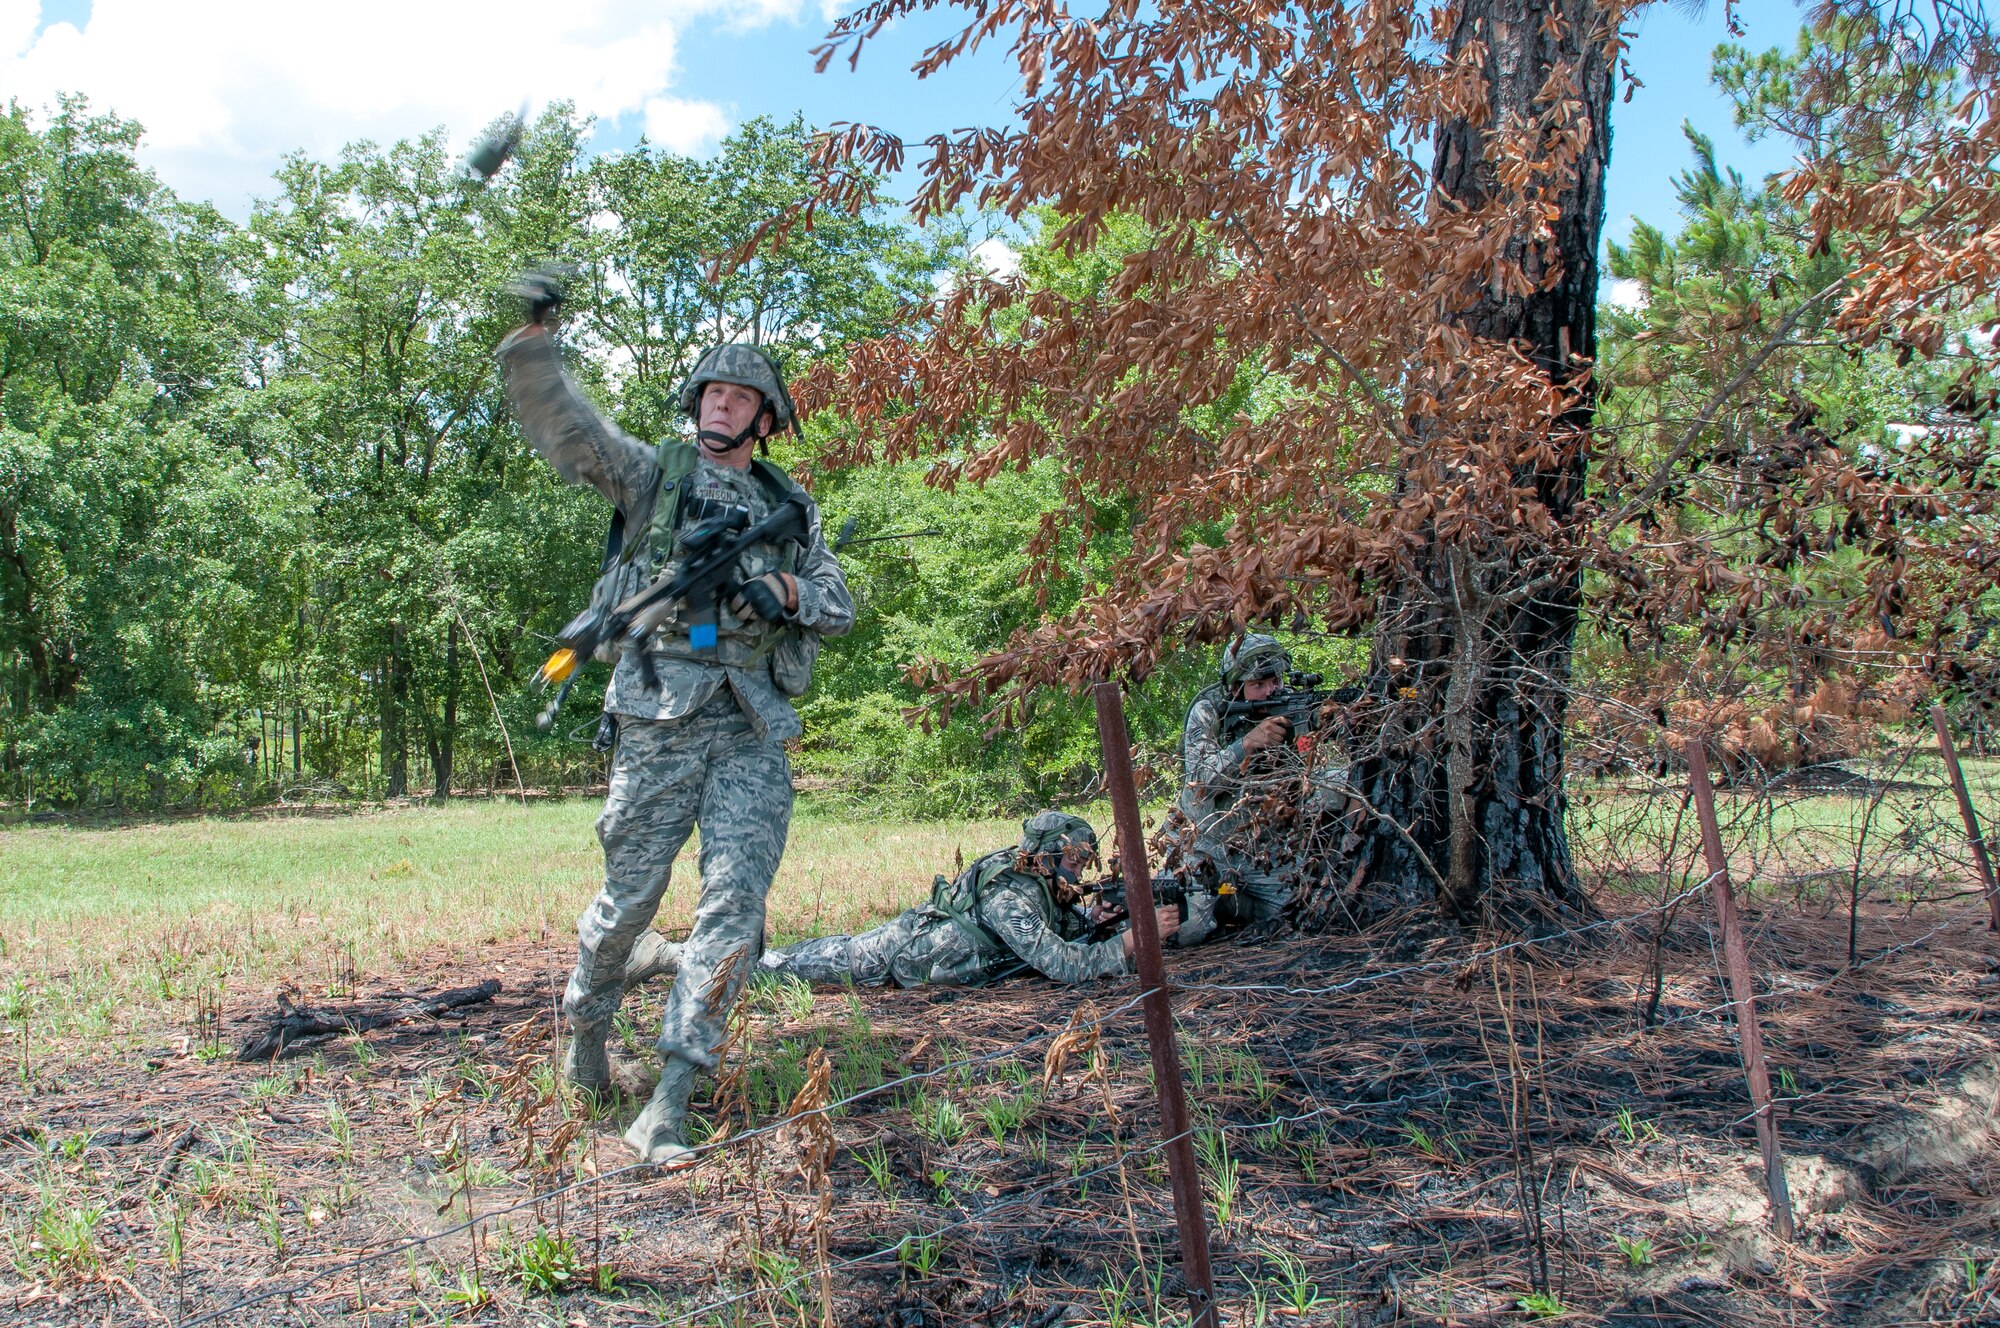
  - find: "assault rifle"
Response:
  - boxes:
[1219,672,1360,745]
[1088,874,1250,939]
[532,494,810,727]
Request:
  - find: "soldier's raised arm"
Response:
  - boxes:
[496,322,659,519]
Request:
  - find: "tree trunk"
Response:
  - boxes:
[1308,0,1611,931]
[430,620,459,800]
[381,627,409,800]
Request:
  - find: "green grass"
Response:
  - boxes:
[0,797,1015,1055]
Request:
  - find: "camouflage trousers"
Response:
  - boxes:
[1187,837,1292,922]
[563,691,793,1068]
[757,913,923,988]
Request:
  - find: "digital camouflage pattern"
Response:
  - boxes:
[499,329,852,741]
[677,343,798,430]
[759,846,1130,988]
[498,328,851,1077]
[1176,683,1298,922]
[1019,810,1097,858]
[1220,632,1288,690]
[569,690,792,1065]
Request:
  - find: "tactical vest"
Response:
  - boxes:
[620,440,809,678]
[930,848,1050,957]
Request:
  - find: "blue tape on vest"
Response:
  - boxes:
[689,623,718,650]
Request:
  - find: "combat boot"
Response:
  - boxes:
[561,1018,611,1097]
[621,931,682,992]
[623,1054,699,1167]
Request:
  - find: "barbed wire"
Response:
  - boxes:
[162,878,1986,1326]
[168,880,1704,1328]
[1175,875,1720,1000]
[643,1084,1459,1328]
[662,909,1981,1328]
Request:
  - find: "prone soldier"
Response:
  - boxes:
[498,280,853,1165]
[620,812,1181,991]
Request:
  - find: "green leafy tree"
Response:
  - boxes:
[0,98,303,805]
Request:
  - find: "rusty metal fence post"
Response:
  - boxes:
[1092,681,1220,1328]
[1931,704,2000,933]
[1684,739,1796,1241]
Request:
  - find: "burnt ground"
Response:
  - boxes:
[1,896,1996,1327]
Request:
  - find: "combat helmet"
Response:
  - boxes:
[678,343,801,452]
[1221,633,1289,690]
[1019,810,1098,866]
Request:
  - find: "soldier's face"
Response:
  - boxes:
[699,382,770,449]
[1240,674,1282,702]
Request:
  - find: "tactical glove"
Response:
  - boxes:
[729,572,795,622]
[506,265,571,325]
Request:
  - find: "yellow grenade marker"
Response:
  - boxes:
[535,647,581,690]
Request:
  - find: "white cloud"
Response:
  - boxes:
[1606,277,1646,311]
[1,1,43,61]
[973,237,1020,280]
[643,96,729,155]
[0,0,792,216]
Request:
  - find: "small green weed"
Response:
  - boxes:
[325,1097,352,1163]
[1259,1244,1326,1315]
[443,1267,490,1309]
[1614,1234,1655,1268]
[912,1091,969,1145]
[1518,1290,1567,1318]
[898,1233,941,1277]
[1613,1107,1660,1145]
[978,1090,1037,1144]
[247,1070,297,1104]
[854,1140,895,1197]
[26,1182,103,1279]
[511,1227,583,1294]
[1,977,29,1021]
[1400,1118,1463,1162]
[1099,1268,1143,1328]
[748,1245,810,1320]
[1197,1130,1241,1227]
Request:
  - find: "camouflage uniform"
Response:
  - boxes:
[1174,636,1303,925]
[762,850,1128,988]
[628,813,1130,990]
[498,330,852,1098]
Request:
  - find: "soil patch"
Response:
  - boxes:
[1,898,1995,1326]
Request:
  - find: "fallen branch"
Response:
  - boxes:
[236,979,503,1062]
[147,1124,200,1197]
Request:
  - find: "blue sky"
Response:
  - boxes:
[9,0,1806,253]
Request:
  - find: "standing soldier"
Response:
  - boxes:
[498,279,852,1166]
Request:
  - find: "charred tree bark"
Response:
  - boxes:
[1311,0,1611,931]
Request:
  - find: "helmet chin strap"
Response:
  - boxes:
[695,422,759,457]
